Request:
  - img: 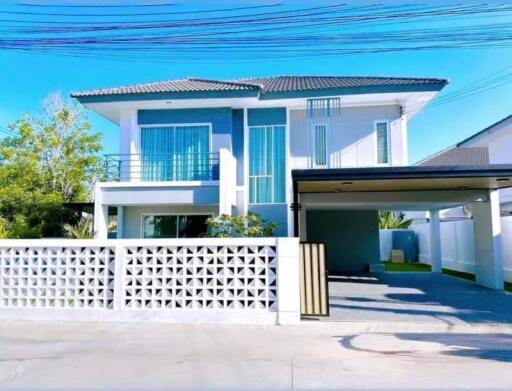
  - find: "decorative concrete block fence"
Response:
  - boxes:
[0,238,300,325]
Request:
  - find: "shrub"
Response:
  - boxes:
[64,216,94,239]
[206,213,279,238]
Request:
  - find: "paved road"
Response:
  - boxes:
[1,321,512,388]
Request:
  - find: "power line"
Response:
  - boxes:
[406,65,512,114]
[0,3,511,62]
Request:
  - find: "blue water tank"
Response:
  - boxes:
[392,230,418,262]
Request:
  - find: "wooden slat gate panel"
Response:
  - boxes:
[299,242,329,316]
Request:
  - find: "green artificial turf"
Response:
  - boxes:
[383,261,512,292]
[383,261,431,272]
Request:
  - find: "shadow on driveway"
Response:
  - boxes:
[337,333,512,363]
[324,272,512,325]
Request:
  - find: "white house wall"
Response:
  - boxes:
[461,117,512,206]
[289,105,405,169]
[100,184,220,206]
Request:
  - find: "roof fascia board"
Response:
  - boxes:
[457,115,512,147]
[74,89,260,104]
[292,165,512,182]
[74,82,445,104]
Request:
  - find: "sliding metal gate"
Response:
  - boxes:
[299,242,329,316]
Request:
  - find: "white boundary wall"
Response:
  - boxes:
[0,238,300,325]
[380,217,512,281]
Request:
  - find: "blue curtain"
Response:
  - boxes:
[175,125,209,180]
[141,127,174,181]
[141,125,209,181]
[249,125,285,203]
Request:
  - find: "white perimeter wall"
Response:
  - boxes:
[379,216,512,281]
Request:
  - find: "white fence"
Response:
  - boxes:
[380,216,512,281]
[0,238,300,325]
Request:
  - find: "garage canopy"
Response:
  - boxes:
[291,165,512,236]
[293,165,512,193]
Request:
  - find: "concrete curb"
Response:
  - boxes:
[299,319,512,334]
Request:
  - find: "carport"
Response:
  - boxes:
[292,165,512,290]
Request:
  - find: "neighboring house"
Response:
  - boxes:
[72,75,446,239]
[416,114,512,220]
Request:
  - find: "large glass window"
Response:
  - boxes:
[249,125,285,204]
[376,122,390,164]
[140,125,210,181]
[142,214,210,238]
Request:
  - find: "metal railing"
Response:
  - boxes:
[103,153,220,182]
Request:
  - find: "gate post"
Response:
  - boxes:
[276,237,301,325]
[113,243,125,311]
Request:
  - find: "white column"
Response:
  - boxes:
[219,148,236,216]
[400,109,408,166]
[430,209,442,273]
[119,109,138,182]
[473,190,504,289]
[93,185,109,240]
[276,237,301,325]
[116,206,124,239]
[242,108,249,215]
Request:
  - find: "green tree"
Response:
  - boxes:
[206,213,280,238]
[0,92,102,237]
[378,211,413,230]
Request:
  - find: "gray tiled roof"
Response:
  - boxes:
[417,147,489,167]
[72,76,447,98]
[235,76,448,93]
[71,78,259,98]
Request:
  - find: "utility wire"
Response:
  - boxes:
[0,3,511,62]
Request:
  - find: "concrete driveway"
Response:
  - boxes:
[1,321,512,388]
[324,272,512,326]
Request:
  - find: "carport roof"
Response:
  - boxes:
[292,165,512,193]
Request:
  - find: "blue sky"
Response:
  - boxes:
[1,2,512,163]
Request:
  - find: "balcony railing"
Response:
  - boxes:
[104,153,220,182]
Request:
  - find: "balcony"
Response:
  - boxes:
[103,153,220,182]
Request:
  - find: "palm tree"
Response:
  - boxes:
[378,211,413,229]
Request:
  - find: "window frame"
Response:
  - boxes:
[140,212,214,239]
[374,120,391,166]
[138,122,213,157]
[138,123,214,182]
[311,123,329,168]
[247,124,287,205]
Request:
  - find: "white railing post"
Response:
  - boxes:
[113,243,125,311]
[276,237,301,325]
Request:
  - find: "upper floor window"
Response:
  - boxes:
[314,124,327,167]
[376,121,390,164]
[140,125,211,181]
[249,125,285,204]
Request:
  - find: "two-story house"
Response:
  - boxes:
[72,76,448,240]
